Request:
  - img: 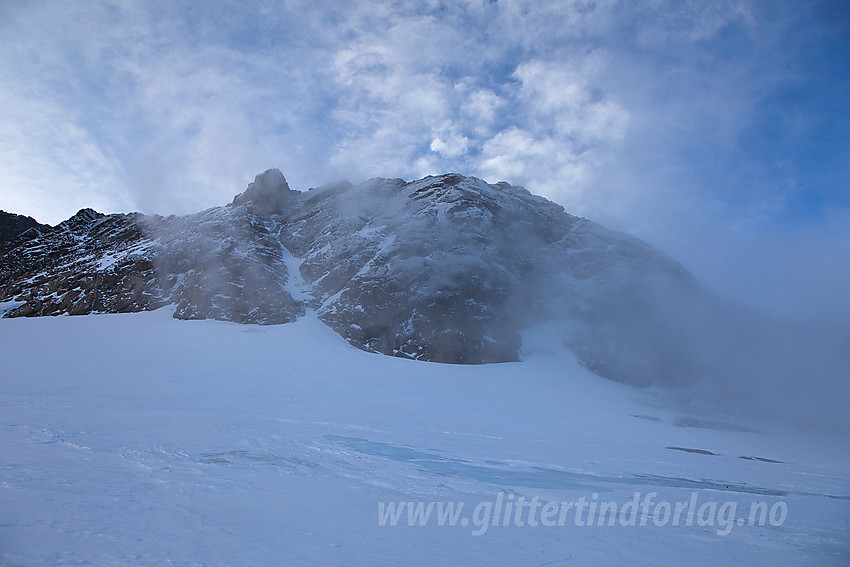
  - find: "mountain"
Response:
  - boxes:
[0,210,51,255]
[0,170,750,386]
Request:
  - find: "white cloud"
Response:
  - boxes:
[476,128,590,197]
[459,88,505,134]
[429,121,470,158]
[0,81,132,223]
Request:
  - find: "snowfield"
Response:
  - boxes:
[1,309,847,565]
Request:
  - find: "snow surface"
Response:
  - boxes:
[1,310,847,565]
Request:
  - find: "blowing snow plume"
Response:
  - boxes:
[1,170,847,428]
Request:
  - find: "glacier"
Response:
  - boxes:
[1,309,847,565]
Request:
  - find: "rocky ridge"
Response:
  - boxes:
[0,170,721,385]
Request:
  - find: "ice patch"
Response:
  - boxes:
[0,300,26,315]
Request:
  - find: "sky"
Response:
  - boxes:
[0,0,848,328]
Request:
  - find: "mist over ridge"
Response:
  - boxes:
[1,168,847,431]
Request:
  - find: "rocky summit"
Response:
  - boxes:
[0,170,728,385]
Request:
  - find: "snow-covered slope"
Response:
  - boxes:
[1,310,847,565]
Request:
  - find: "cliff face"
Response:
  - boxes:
[0,210,51,256]
[0,170,719,385]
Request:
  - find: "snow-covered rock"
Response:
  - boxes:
[0,210,51,255]
[0,170,730,385]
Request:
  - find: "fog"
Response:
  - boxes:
[518,216,850,435]
[224,173,850,436]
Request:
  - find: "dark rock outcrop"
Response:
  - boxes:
[230,168,296,215]
[0,210,51,255]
